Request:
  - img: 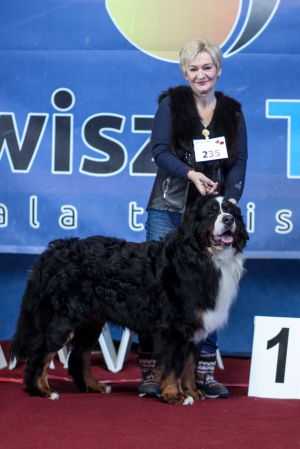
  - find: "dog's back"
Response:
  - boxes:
[12,235,165,361]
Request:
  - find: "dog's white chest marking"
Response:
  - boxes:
[194,248,244,343]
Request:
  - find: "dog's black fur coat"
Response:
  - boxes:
[12,195,248,400]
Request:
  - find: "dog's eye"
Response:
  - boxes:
[223,202,234,213]
[208,203,220,215]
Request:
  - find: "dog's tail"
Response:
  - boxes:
[12,238,79,360]
[11,267,45,361]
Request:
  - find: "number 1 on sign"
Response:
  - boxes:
[266,327,289,383]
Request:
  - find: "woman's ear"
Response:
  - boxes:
[217,68,222,78]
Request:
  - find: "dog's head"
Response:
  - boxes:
[183,195,248,253]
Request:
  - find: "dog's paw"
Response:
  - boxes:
[104,384,112,394]
[161,391,186,405]
[86,380,111,394]
[182,395,194,406]
[183,388,204,401]
[49,392,60,400]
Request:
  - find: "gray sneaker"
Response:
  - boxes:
[196,353,229,399]
[197,374,229,399]
[138,369,160,397]
[138,354,160,397]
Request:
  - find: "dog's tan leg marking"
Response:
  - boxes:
[181,353,202,401]
[36,353,60,399]
[82,352,111,394]
[160,372,185,404]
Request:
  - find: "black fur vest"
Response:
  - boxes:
[159,85,241,165]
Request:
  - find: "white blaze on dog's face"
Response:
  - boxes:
[212,197,237,247]
[184,194,247,252]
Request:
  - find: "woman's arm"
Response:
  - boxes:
[223,111,248,202]
[151,96,190,178]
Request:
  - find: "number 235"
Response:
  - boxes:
[202,149,221,159]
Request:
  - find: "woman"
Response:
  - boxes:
[138,40,248,399]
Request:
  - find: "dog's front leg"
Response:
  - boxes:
[158,344,190,404]
[160,342,201,405]
[180,349,203,402]
[160,371,185,404]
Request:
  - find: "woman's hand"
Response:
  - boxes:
[187,170,218,195]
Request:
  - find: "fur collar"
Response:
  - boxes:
[159,85,241,162]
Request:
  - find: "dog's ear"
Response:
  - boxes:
[182,194,211,226]
[227,202,249,252]
[234,216,249,252]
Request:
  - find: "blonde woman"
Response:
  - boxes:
[138,40,248,399]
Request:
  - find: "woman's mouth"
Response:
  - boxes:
[195,80,209,86]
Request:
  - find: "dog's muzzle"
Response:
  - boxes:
[212,214,236,247]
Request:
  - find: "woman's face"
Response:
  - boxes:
[184,51,220,97]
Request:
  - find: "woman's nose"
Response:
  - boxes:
[196,70,206,79]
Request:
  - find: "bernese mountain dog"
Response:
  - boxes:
[12,195,248,404]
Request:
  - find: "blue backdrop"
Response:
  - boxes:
[0,0,300,258]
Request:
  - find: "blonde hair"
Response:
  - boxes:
[179,40,222,74]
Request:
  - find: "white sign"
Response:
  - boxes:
[99,324,132,373]
[193,136,228,162]
[0,344,7,369]
[248,316,300,399]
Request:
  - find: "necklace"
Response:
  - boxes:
[196,96,216,140]
[202,128,210,139]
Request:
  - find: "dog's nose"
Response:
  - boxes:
[222,214,234,228]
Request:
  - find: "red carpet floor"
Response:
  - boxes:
[1,349,300,449]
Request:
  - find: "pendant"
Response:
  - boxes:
[202,128,210,140]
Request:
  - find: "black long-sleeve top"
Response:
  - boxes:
[151,95,248,201]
